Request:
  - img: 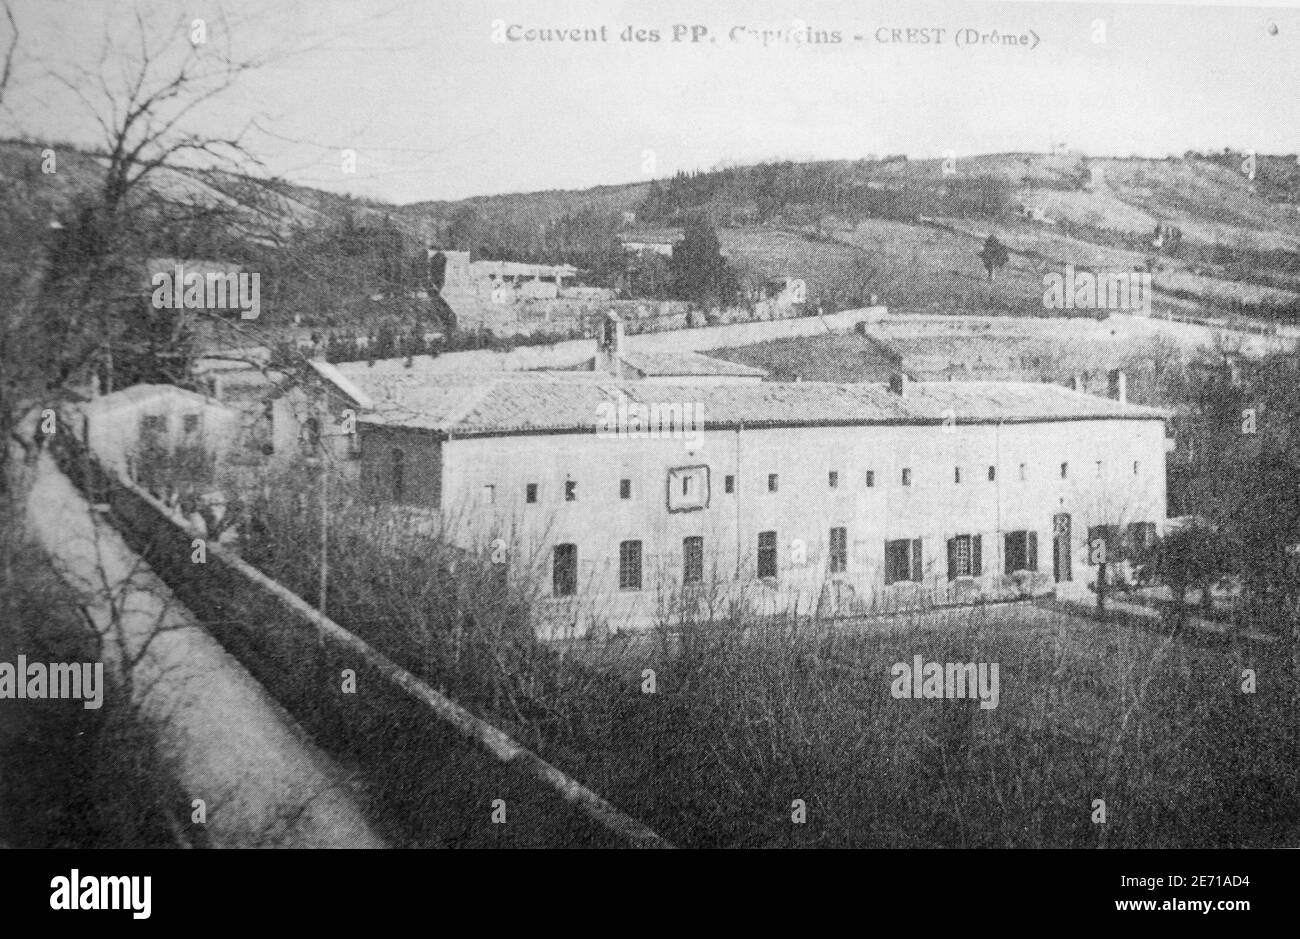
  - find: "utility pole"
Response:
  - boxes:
[319,450,328,619]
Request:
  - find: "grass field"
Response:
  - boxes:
[243,488,1299,848]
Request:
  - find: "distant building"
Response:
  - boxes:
[430,248,580,301]
[1019,204,1055,224]
[617,228,685,257]
[195,357,369,478]
[72,384,239,483]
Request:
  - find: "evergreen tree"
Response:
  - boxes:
[668,216,738,306]
[978,235,1010,282]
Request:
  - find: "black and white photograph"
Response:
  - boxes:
[0,0,1295,919]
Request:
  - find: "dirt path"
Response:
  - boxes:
[22,453,386,848]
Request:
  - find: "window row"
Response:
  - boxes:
[519,457,1142,506]
[553,536,708,596]
[141,414,202,434]
[550,528,1051,596]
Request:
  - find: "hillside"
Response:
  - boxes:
[395,150,1300,321]
[7,140,1300,342]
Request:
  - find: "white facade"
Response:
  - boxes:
[76,384,239,483]
[358,398,1168,639]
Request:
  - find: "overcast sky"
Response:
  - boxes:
[5,0,1299,204]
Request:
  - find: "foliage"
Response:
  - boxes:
[237,481,1298,848]
[978,234,1010,281]
[667,216,740,306]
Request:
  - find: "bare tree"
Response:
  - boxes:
[0,2,18,108]
[0,4,273,489]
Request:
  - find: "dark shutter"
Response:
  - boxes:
[1027,531,1038,571]
[972,535,982,576]
[911,539,922,582]
[946,538,957,582]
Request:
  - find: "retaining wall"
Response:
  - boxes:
[52,435,668,849]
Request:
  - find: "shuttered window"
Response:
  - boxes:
[886,538,924,584]
[757,531,777,579]
[553,544,577,597]
[683,536,704,585]
[829,527,847,574]
[947,534,982,580]
[619,540,643,590]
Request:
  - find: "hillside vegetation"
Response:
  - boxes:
[7,139,1300,339]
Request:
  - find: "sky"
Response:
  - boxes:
[4,0,1299,204]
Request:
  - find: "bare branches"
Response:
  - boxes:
[0,1,17,108]
[40,5,266,221]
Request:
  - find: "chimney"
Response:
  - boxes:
[889,372,909,397]
[1107,369,1127,404]
[1071,373,1084,393]
[597,311,626,378]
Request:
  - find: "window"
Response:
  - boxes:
[901,468,911,487]
[668,465,709,512]
[552,544,577,597]
[683,536,704,585]
[724,475,735,494]
[1096,460,1103,477]
[619,540,643,590]
[829,470,839,489]
[1018,463,1026,481]
[954,467,962,484]
[1004,530,1038,574]
[829,527,847,574]
[1133,461,1140,475]
[865,470,875,488]
[1060,462,1069,479]
[482,485,495,504]
[183,414,199,433]
[526,483,538,504]
[987,466,996,482]
[1087,525,1122,563]
[565,480,577,502]
[391,448,405,501]
[885,538,923,585]
[620,478,632,500]
[768,473,779,493]
[301,416,321,454]
[946,534,983,580]
[141,415,167,434]
[757,531,778,579]
[1127,521,1157,557]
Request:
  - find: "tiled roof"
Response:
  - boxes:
[306,360,373,409]
[344,373,1168,437]
[616,351,768,378]
[81,383,218,411]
